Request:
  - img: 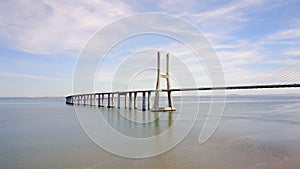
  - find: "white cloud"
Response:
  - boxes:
[255,27,300,47]
[182,0,265,24]
[219,50,263,67]
[283,50,300,56]
[268,28,300,40]
[0,0,132,54]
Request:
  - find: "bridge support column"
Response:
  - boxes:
[90,95,92,106]
[87,95,89,105]
[129,92,132,109]
[86,95,88,106]
[93,95,95,105]
[66,96,70,104]
[118,93,120,109]
[91,95,94,105]
[111,94,114,108]
[69,96,73,104]
[148,91,151,110]
[152,52,176,112]
[83,95,86,106]
[134,92,138,109]
[153,90,159,110]
[107,94,111,108]
[101,94,104,107]
[92,95,94,105]
[92,95,95,105]
[142,92,146,111]
[97,94,100,107]
[124,93,128,108]
[168,91,174,110]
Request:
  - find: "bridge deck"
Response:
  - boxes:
[164,84,300,92]
[69,84,300,97]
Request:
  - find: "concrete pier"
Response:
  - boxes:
[111,94,115,108]
[90,94,92,106]
[117,92,130,109]
[142,92,146,111]
[97,94,100,107]
[147,91,151,110]
[101,94,104,107]
[83,96,85,105]
[117,93,120,109]
[124,93,128,108]
[134,92,138,109]
[107,93,114,108]
[107,94,111,108]
[152,52,176,112]
[93,95,95,105]
[129,92,132,109]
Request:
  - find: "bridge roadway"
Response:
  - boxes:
[164,83,300,92]
[66,83,300,111]
[69,83,300,96]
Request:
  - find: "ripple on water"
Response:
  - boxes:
[231,136,290,161]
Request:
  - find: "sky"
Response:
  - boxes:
[0,0,300,97]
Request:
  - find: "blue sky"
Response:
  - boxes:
[0,0,300,97]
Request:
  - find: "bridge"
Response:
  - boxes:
[66,52,300,112]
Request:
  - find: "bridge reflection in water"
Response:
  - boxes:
[74,102,176,138]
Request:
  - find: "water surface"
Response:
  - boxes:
[0,95,300,169]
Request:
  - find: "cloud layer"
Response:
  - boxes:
[0,0,299,96]
[0,0,132,54]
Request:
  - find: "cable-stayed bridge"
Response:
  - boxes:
[66,52,300,112]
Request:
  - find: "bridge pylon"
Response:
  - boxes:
[152,52,176,112]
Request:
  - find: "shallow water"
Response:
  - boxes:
[0,95,300,169]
